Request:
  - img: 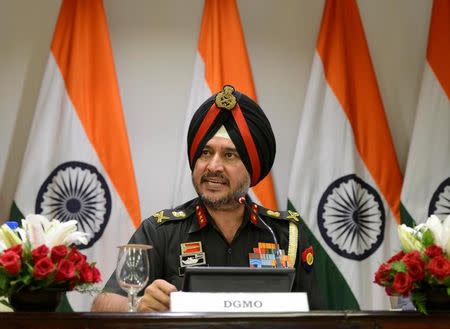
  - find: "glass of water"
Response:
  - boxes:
[116,244,151,312]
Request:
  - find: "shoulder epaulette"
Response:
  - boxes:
[151,206,195,225]
[255,204,301,223]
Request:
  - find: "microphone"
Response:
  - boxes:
[238,196,283,268]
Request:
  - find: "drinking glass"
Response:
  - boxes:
[116,244,152,312]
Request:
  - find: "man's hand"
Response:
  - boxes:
[137,279,177,312]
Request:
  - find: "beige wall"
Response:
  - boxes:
[0,0,432,220]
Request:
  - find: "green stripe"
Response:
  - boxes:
[400,202,416,227]
[9,201,24,222]
[56,294,73,312]
[9,201,73,312]
[288,200,359,310]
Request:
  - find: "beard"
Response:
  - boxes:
[193,172,250,210]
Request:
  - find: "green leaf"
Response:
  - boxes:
[421,229,434,247]
[391,261,407,273]
[22,273,32,285]
[447,287,450,296]
[0,274,8,293]
[443,277,450,287]
[412,291,428,315]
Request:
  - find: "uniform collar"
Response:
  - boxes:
[188,196,266,233]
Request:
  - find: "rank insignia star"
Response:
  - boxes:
[287,210,300,222]
[266,210,280,217]
[172,211,186,218]
[153,210,169,223]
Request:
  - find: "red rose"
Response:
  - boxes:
[425,245,443,258]
[391,272,413,296]
[33,257,55,279]
[427,255,450,281]
[31,244,50,263]
[385,286,396,296]
[0,250,22,275]
[402,250,422,262]
[92,266,102,283]
[79,263,94,283]
[4,244,23,257]
[55,259,75,282]
[51,245,68,263]
[67,247,86,270]
[403,257,425,281]
[374,263,392,285]
[387,250,405,263]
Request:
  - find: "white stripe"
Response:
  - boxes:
[172,52,211,206]
[14,54,135,311]
[288,52,399,309]
[401,62,450,223]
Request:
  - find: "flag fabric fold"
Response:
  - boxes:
[10,0,140,311]
[401,0,450,226]
[172,0,277,209]
[287,0,403,310]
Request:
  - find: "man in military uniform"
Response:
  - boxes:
[92,85,325,312]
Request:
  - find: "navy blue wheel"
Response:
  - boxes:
[318,174,385,261]
[35,161,112,249]
[428,177,450,217]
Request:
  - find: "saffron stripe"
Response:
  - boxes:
[316,0,402,222]
[197,0,277,208]
[50,0,141,227]
[427,0,450,101]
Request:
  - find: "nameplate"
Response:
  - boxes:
[170,292,309,312]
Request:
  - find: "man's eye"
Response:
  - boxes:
[225,152,236,159]
[201,150,210,156]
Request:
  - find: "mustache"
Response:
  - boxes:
[201,172,229,184]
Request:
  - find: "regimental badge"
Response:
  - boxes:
[153,210,169,223]
[301,246,314,272]
[179,241,206,273]
[179,253,206,267]
[287,210,300,222]
[215,85,237,110]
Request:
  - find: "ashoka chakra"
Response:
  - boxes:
[429,177,450,217]
[35,161,112,249]
[318,174,385,261]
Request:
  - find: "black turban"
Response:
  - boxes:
[187,85,276,187]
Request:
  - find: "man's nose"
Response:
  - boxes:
[206,154,224,172]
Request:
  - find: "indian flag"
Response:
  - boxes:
[172,0,278,208]
[287,0,403,310]
[401,0,450,225]
[10,0,141,311]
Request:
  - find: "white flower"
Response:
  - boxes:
[45,219,88,247]
[442,215,450,255]
[0,223,22,249]
[425,215,444,247]
[15,214,89,248]
[62,232,89,246]
[397,224,424,252]
[21,214,50,247]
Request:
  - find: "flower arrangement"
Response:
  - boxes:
[374,215,450,314]
[0,214,101,309]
